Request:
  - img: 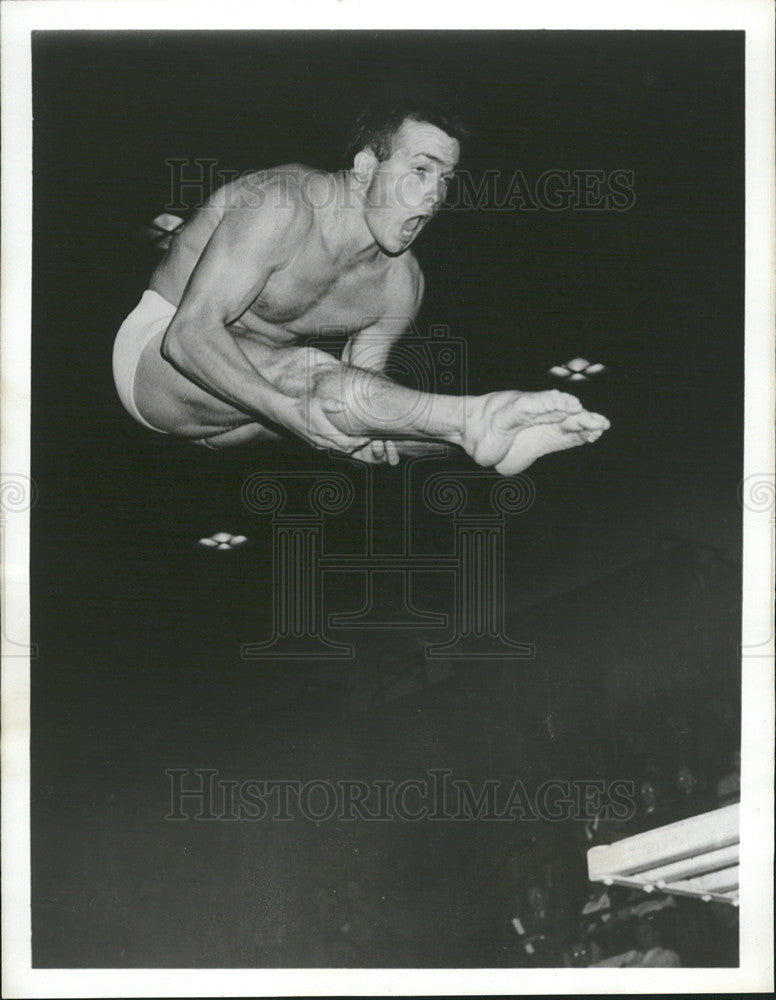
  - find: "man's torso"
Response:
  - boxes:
[149,167,418,345]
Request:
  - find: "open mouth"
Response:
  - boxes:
[400,215,428,240]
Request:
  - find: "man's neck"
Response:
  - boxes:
[319,171,384,266]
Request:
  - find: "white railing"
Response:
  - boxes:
[587,803,739,906]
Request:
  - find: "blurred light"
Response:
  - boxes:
[198,532,249,549]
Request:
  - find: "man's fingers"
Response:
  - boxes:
[324,435,406,465]
[339,438,404,464]
[329,435,371,455]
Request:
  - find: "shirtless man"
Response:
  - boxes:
[112,104,610,473]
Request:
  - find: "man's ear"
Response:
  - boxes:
[353,148,379,183]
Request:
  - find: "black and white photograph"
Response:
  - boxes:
[1,1,773,996]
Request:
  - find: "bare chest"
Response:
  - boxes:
[239,247,391,338]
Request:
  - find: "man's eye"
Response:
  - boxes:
[414,166,427,175]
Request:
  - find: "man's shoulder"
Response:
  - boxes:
[215,164,321,234]
[234,164,328,209]
[386,251,424,307]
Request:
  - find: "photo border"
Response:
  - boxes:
[2,1,773,995]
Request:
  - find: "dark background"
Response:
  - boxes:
[31,31,743,967]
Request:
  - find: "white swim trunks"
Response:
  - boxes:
[112,289,175,433]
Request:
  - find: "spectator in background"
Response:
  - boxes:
[635,913,682,966]
[674,763,713,818]
[590,914,681,967]
[635,768,673,830]
[509,877,567,966]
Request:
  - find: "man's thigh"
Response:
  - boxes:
[133,330,255,437]
[193,422,283,449]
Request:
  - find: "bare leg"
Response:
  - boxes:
[134,330,262,437]
[193,422,283,449]
[134,327,609,471]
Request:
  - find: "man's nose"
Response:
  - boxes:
[424,184,445,211]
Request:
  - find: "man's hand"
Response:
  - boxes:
[277,392,372,455]
[348,439,401,465]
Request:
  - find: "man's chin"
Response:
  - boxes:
[378,237,412,257]
[392,228,423,254]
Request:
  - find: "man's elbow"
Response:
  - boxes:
[160,323,196,373]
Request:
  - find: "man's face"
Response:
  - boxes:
[362,119,460,254]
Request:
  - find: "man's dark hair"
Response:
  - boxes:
[344,101,468,165]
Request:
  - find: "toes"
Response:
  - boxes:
[509,391,581,422]
[512,395,545,415]
[577,413,610,442]
[585,412,610,430]
[494,396,536,430]
[533,411,573,425]
[569,410,609,430]
[551,390,582,412]
[514,391,583,417]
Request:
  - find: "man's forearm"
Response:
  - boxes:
[162,321,306,428]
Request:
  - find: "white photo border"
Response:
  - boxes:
[2,1,773,996]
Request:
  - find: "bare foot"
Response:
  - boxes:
[491,410,610,475]
[464,389,584,468]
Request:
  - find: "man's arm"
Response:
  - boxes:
[163,207,467,452]
[339,266,460,463]
[159,198,604,474]
[160,186,371,452]
[341,264,423,373]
